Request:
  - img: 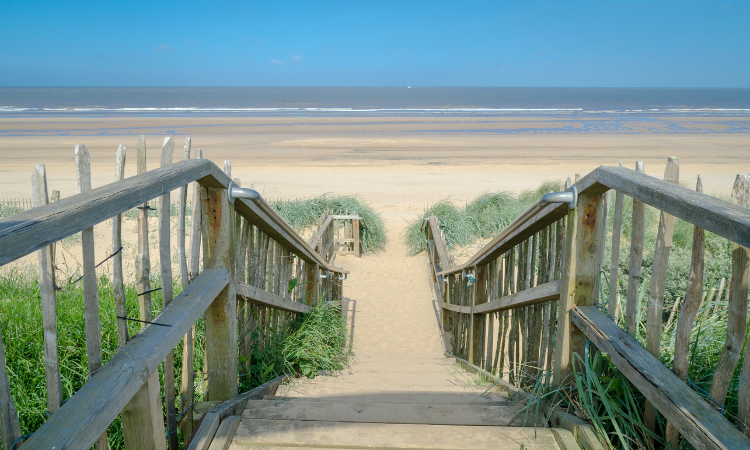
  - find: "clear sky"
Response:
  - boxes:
[1,0,747,87]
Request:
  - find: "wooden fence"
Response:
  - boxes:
[309,210,362,263]
[0,136,346,450]
[0,198,34,210]
[428,159,750,450]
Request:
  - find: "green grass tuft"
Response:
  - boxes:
[404,181,563,255]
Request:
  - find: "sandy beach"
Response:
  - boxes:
[2,115,748,225]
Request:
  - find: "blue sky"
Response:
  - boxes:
[1,0,747,87]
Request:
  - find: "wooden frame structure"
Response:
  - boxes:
[0,140,346,450]
[429,162,750,450]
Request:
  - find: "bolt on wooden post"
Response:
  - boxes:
[201,179,238,401]
[552,180,607,387]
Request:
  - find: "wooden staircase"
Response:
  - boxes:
[202,356,580,450]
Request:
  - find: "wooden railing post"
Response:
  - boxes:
[552,186,607,387]
[353,216,360,257]
[469,265,486,365]
[201,183,238,401]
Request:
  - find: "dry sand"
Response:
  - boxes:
[1,115,748,364]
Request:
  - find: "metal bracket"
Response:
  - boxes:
[339,273,348,281]
[541,185,578,209]
[228,181,261,204]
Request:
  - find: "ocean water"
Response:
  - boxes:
[1,87,749,117]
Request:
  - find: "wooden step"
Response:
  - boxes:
[266,390,511,406]
[243,399,532,426]
[278,380,505,396]
[230,419,573,449]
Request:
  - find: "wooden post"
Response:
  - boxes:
[113,146,129,347]
[182,147,202,441]
[201,184,238,401]
[33,164,62,415]
[644,157,679,435]
[75,145,109,450]
[178,137,191,288]
[189,149,204,280]
[608,160,625,320]
[739,187,750,439]
[159,137,178,450]
[470,265,486,365]
[552,188,607,387]
[711,174,750,409]
[626,161,645,334]
[0,327,22,450]
[668,180,705,449]
[353,216,360,257]
[123,136,166,450]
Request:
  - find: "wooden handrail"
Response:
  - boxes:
[0,159,347,274]
[0,159,223,266]
[439,165,750,277]
[591,165,750,248]
[571,306,750,450]
[236,281,313,314]
[473,279,560,314]
[21,268,230,450]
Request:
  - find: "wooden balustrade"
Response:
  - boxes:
[0,138,347,450]
[427,159,750,450]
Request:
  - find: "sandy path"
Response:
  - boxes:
[338,221,445,360]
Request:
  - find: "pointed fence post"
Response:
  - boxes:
[32,163,62,416]
[122,136,166,450]
[75,145,110,450]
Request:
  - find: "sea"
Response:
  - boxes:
[1,87,749,118]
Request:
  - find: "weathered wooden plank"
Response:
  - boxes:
[32,163,62,416]
[473,280,561,314]
[626,161,645,334]
[667,175,706,448]
[236,282,313,314]
[552,191,606,387]
[442,303,472,314]
[595,165,750,249]
[608,160,625,319]
[571,305,750,450]
[202,187,238,402]
[187,412,221,450]
[710,174,750,407]
[112,145,129,347]
[23,269,230,450]
[207,416,240,450]
[179,137,191,288]
[0,158,222,266]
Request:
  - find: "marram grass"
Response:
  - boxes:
[0,265,348,449]
[405,181,563,255]
[270,194,386,254]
